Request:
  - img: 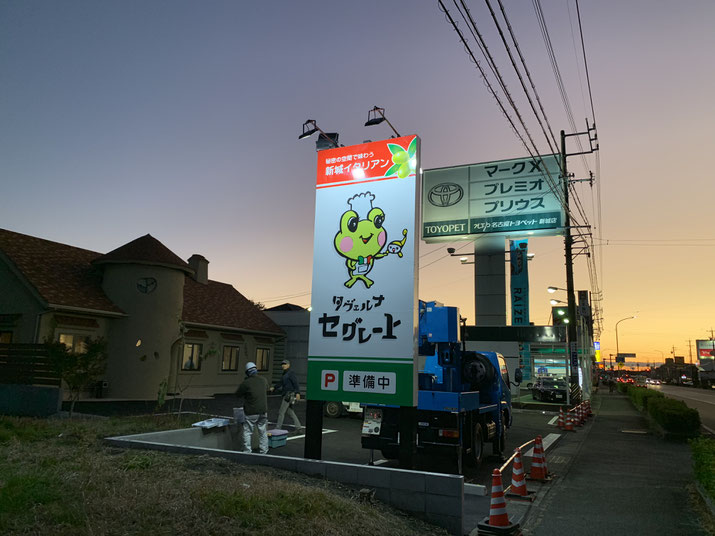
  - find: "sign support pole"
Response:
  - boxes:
[304,399,324,460]
[398,405,416,469]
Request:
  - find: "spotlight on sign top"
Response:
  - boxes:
[364,106,401,138]
[298,119,340,151]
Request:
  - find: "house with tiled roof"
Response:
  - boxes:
[0,228,284,399]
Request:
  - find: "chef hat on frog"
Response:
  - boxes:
[347,192,375,218]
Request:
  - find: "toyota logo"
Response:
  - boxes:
[428,183,464,207]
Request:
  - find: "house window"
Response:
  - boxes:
[0,331,12,343]
[182,343,202,371]
[222,345,240,372]
[59,333,88,353]
[255,347,270,371]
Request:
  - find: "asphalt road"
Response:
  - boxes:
[654,383,715,435]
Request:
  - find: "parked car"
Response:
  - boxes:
[531,378,568,402]
[324,400,363,418]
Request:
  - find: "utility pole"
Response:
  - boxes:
[560,124,597,393]
[561,130,578,387]
[688,340,693,364]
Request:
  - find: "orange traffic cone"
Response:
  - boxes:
[506,448,534,501]
[536,435,549,476]
[564,411,575,431]
[557,407,565,429]
[527,435,552,482]
[477,469,521,535]
[576,404,584,426]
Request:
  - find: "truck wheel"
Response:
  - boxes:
[324,401,342,418]
[492,414,507,457]
[466,423,484,466]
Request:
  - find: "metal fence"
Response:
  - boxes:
[0,343,60,387]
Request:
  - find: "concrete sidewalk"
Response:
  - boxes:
[513,390,708,536]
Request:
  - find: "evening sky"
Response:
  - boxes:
[2,1,714,365]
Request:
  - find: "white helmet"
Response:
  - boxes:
[245,362,258,376]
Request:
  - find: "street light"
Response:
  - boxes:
[364,106,401,137]
[298,119,340,150]
[547,286,567,294]
[615,316,637,365]
[550,298,566,306]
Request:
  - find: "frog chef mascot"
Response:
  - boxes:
[334,191,407,289]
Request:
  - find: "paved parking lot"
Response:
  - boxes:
[72,393,563,486]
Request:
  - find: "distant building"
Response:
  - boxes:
[263,303,309,389]
[0,228,284,399]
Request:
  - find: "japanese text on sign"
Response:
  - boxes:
[343,371,396,394]
[318,312,401,344]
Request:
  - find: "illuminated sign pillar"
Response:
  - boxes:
[307,135,420,408]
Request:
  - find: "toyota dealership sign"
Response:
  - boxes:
[422,154,564,241]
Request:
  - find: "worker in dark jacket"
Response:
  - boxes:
[269,359,303,432]
[235,361,268,454]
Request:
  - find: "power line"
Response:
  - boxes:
[532,0,591,173]
[438,0,569,213]
[259,290,312,303]
[488,0,560,154]
[438,0,603,334]
[594,238,715,247]
[575,0,597,125]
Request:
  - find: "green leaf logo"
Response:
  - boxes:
[385,138,417,178]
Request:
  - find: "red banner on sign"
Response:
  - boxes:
[316,135,417,188]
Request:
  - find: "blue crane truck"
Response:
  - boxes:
[360,301,522,471]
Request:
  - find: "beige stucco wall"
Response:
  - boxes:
[175,330,276,397]
[101,263,184,399]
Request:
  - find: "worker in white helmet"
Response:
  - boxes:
[235,361,269,454]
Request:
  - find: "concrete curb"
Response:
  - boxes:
[695,481,715,520]
[105,428,465,535]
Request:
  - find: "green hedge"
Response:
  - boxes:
[690,437,715,501]
[627,386,664,410]
[624,386,701,438]
[647,396,701,437]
